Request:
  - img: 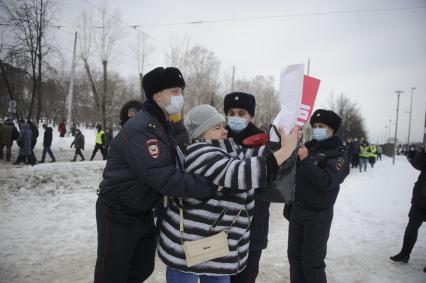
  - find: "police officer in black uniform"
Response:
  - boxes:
[288,109,348,283]
[94,67,216,283]
[223,92,270,283]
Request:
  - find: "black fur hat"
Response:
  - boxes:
[142,67,185,100]
[223,92,256,117]
[119,100,144,126]
[310,109,342,132]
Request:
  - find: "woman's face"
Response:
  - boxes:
[312,122,333,138]
[227,107,252,122]
[201,123,228,140]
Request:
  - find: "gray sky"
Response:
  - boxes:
[53,0,426,143]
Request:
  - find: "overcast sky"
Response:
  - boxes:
[52,0,426,143]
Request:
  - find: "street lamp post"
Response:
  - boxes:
[388,119,392,141]
[393,90,403,165]
[384,126,388,143]
[407,87,416,146]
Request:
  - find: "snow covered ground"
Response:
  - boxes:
[0,125,425,282]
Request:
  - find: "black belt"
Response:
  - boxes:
[99,196,151,218]
[294,201,327,212]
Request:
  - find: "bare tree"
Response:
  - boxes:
[132,30,154,101]
[78,1,122,128]
[165,43,221,114]
[165,34,190,68]
[78,8,101,117]
[231,75,279,130]
[1,0,55,121]
[328,92,367,140]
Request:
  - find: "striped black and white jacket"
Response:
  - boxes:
[158,138,269,275]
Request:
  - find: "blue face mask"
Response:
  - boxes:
[312,128,328,141]
[227,116,248,133]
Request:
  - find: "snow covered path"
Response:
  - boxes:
[0,153,425,282]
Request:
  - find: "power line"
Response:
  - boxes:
[119,5,426,28]
[80,0,171,51]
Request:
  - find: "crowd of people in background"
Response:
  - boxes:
[0,118,114,165]
[344,137,383,174]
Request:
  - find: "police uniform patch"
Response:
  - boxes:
[336,157,344,171]
[146,139,160,159]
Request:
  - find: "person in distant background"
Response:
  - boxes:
[39,124,56,163]
[0,117,19,162]
[90,124,106,161]
[359,141,370,172]
[71,123,77,137]
[58,120,66,137]
[377,145,383,161]
[104,127,114,157]
[70,129,85,162]
[13,120,33,165]
[390,146,426,273]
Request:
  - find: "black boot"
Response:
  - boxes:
[390,253,410,263]
[13,155,24,165]
[71,156,77,162]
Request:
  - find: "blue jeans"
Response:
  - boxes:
[166,267,230,283]
[42,146,55,161]
[359,157,368,172]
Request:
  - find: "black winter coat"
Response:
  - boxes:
[408,149,426,211]
[43,127,53,147]
[98,100,216,214]
[226,122,270,250]
[295,135,348,210]
[0,121,19,146]
[71,133,85,150]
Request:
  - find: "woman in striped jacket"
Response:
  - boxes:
[158,104,297,283]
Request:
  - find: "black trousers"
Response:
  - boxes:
[94,198,156,283]
[74,148,85,160]
[0,144,12,161]
[351,154,359,168]
[288,203,333,283]
[398,215,424,256]
[231,249,263,283]
[91,144,106,160]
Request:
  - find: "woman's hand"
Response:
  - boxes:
[280,126,298,153]
[273,126,298,166]
[297,146,308,160]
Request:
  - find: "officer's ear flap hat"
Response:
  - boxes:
[223,92,256,117]
[185,104,225,141]
[310,109,342,132]
[142,67,186,100]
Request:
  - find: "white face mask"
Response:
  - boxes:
[164,95,184,115]
[312,128,328,141]
[227,116,248,133]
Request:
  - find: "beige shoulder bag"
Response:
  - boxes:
[179,199,243,267]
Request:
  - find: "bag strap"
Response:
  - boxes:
[178,198,243,242]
